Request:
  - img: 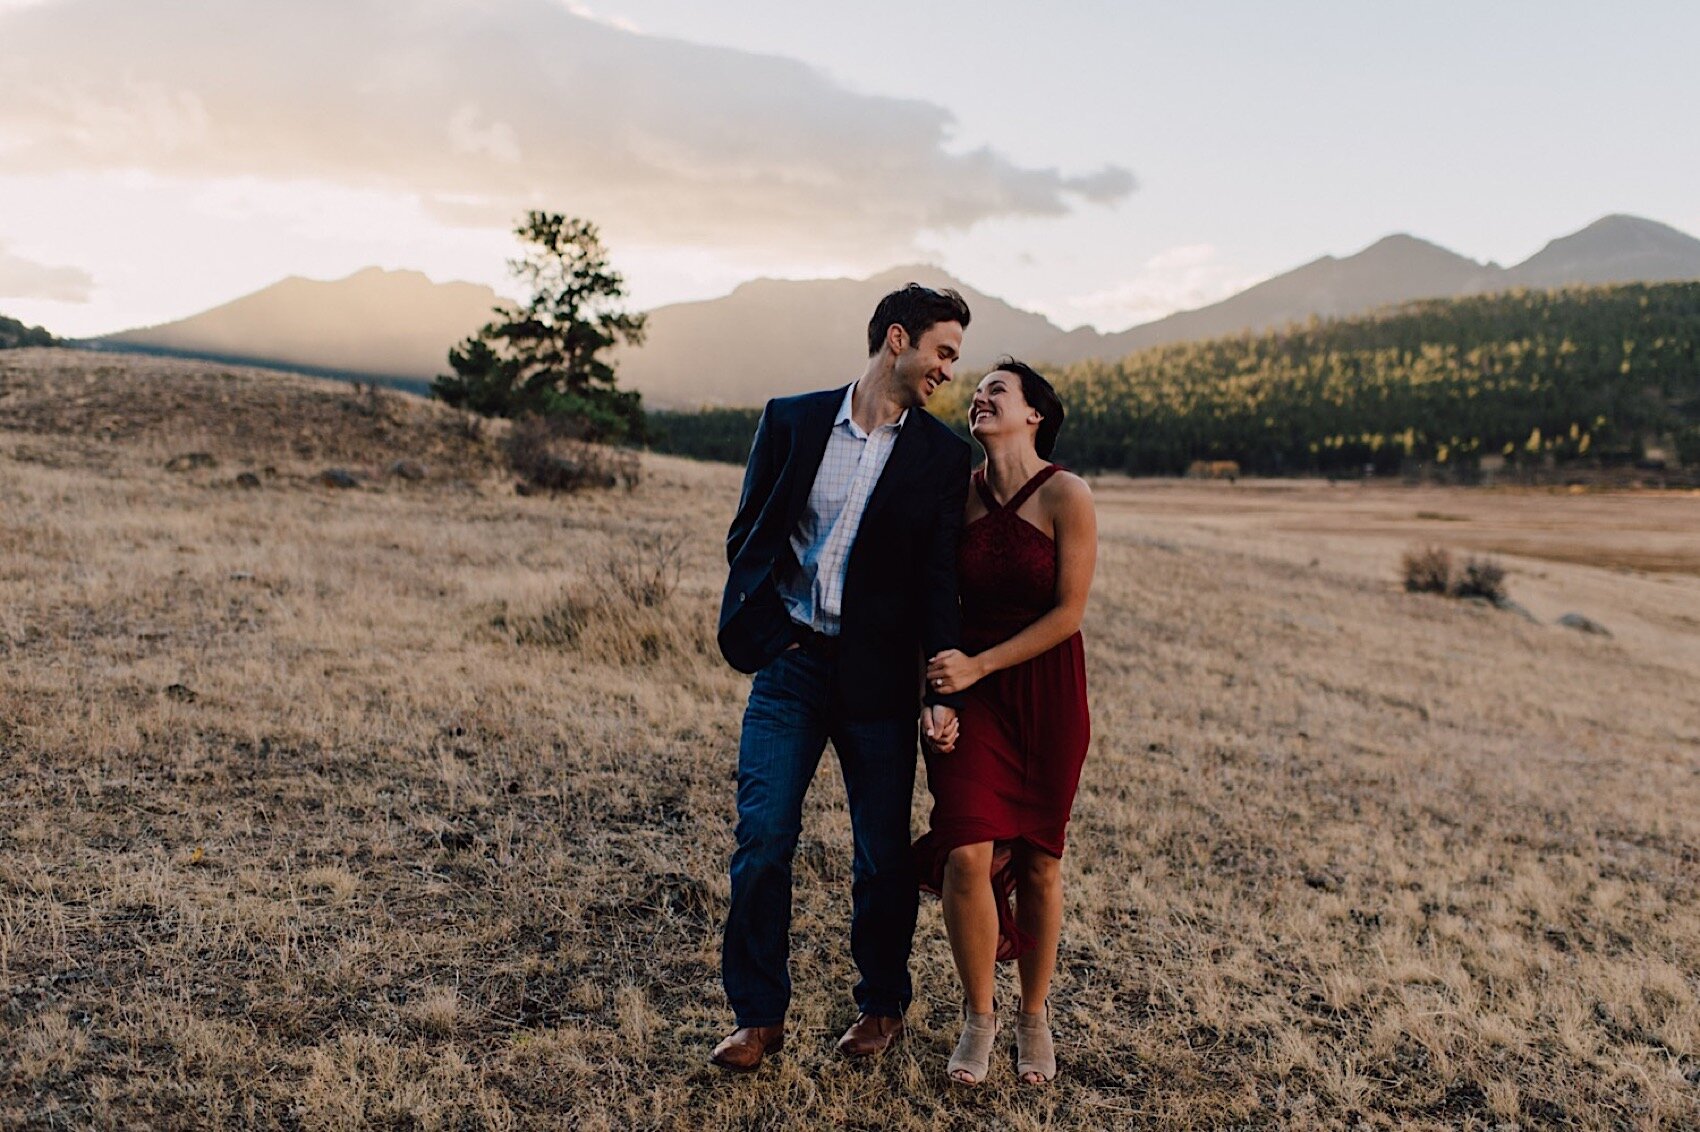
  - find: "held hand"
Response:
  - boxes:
[921,704,959,754]
[926,649,985,696]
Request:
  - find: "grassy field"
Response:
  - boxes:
[3,348,1699,1130]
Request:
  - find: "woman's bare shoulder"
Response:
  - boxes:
[1041,469,1094,506]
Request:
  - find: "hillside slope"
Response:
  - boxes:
[101,268,504,383]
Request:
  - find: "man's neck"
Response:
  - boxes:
[850,361,908,433]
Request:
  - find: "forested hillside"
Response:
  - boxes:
[652,283,1700,475]
[1016,282,1700,474]
[0,313,57,349]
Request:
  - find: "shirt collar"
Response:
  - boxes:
[836,381,908,437]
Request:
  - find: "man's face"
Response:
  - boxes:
[891,320,963,408]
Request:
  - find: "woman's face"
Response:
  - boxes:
[968,370,1037,444]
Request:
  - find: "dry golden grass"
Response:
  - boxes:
[3,348,1699,1129]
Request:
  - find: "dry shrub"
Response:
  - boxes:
[504,413,639,494]
[607,532,686,609]
[1401,544,1453,593]
[493,533,710,664]
[1454,555,1509,602]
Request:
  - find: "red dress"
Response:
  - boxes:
[914,464,1091,961]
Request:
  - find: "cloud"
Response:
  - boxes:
[0,244,94,302]
[1057,245,1267,330]
[0,0,1134,258]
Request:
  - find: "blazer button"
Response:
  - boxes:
[739,591,747,603]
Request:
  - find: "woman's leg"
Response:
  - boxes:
[941,841,999,1015]
[941,841,1000,1083]
[1014,847,1063,1083]
[1014,848,1062,1012]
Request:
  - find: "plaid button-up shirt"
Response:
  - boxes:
[779,382,907,636]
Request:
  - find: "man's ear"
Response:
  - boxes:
[887,324,909,354]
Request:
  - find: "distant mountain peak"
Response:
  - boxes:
[100,268,503,381]
[1579,212,1683,234]
[1508,212,1700,287]
[1356,232,1483,263]
[869,262,955,282]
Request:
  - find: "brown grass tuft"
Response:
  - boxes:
[491,532,708,665]
[1401,544,1454,593]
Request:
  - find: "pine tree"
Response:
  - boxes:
[434,212,647,441]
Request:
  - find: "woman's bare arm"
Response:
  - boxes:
[926,473,1096,694]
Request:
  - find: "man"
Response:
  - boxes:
[711,284,973,1071]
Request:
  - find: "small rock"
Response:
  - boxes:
[228,572,253,582]
[163,683,197,703]
[1557,612,1611,637]
[387,459,428,481]
[1304,871,1342,893]
[234,471,261,489]
[437,829,477,852]
[317,468,360,489]
[514,480,538,497]
[165,452,216,472]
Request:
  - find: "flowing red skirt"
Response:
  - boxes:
[914,628,1089,961]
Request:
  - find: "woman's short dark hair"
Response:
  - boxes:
[992,356,1064,459]
[866,283,972,355]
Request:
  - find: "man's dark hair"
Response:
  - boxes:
[866,283,972,356]
[992,356,1065,459]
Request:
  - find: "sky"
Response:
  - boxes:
[2,0,1698,339]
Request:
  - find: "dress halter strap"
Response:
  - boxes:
[1006,464,1060,512]
[975,464,1059,514]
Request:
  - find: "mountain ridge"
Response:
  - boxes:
[100,268,509,385]
[92,214,1700,406]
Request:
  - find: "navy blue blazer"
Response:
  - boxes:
[718,385,971,719]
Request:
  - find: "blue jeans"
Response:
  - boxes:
[722,646,920,1027]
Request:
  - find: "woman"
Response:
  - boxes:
[915,357,1097,1086]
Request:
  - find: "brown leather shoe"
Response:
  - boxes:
[836,1012,905,1058]
[710,1024,785,1072]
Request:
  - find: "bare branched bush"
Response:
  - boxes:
[505,413,640,494]
[1401,544,1453,593]
[1454,555,1509,603]
[493,532,707,664]
[609,533,686,608]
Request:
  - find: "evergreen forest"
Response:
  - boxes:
[647,283,1700,474]
[0,312,57,350]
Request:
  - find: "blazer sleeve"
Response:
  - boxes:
[726,400,777,568]
[920,438,971,709]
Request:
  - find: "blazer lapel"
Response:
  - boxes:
[785,386,845,530]
[860,409,926,526]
